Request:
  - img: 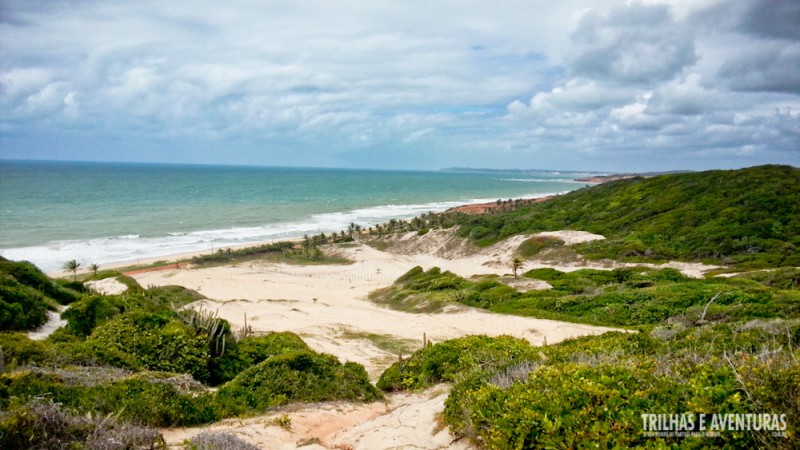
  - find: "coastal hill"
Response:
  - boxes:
[452,165,800,269]
[1,164,798,448]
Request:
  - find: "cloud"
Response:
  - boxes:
[0,0,798,171]
[568,2,697,84]
[717,43,800,94]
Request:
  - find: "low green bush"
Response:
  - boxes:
[88,312,210,382]
[235,332,310,368]
[215,350,381,416]
[0,369,218,427]
[376,335,538,391]
[0,278,50,331]
[0,332,54,369]
[0,398,165,450]
[61,294,124,337]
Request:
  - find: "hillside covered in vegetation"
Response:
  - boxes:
[0,260,380,448]
[424,165,799,269]
[366,165,800,448]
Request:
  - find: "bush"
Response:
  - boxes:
[0,332,54,369]
[0,398,165,450]
[0,369,218,427]
[0,257,80,306]
[376,335,538,391]
[88,312,210,382]
[215,350,381,415]
[61,294,124,337]
[186,431,259,450]
[517,236,564,258]
[235,332,310,368]
[0,278,50,331]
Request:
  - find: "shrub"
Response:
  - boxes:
[376,335,538,391]
[88,312,210,382]
[0,398,165,450]
[0,278,50,331]
[235,332,310,368]
[0,257,80,306]
[61,294,124,337]
[186,431,259,450]
[0,369,218,427]
[0,332,54,369]
[214,350,381,415]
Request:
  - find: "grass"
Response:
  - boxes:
[339,329,419,355]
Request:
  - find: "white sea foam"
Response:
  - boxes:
[0,193,562,273]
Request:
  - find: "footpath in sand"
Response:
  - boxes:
[131,229,717,449]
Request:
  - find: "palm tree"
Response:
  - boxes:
[90,263,100,276]
[511,258,524,279]
[63,260,81,281]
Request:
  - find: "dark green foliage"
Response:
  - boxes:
[0,279,50,331]
[190,239,349,266]
[378,266,800,327]
[0,257,83,331]
[0,257,80,305]
[452,165,800,268]
[0,370,218,427]
[87,312,211,381]
[61,294,123,337]
[215,350,382,415]
[370,266,500,312]
[376,335,538,391]
[0,332,54,368]
[0,398,165,450]
[59,284,203,339]
[192,241,295,265]
[736,267,800,290]
[235,332,311,368]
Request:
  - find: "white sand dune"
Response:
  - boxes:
[130,229,718,449]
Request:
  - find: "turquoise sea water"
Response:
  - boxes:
[0,160,591,271]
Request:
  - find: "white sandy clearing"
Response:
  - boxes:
[27,306,67,341]
[85,277,129,295]
[132,229,718,450]
[162,385,468,450]
[132,241,620,380]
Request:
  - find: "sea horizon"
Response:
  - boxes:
[0,159,595,272]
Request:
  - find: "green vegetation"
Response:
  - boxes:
[463,165,800,267]
[379,324,799,448]
[393,165,800,269]
[0,257,81,331]
[372,205,800,449]
[516,235,564,258]
[0,398,165,450]
[377,335,538,391]
[376,266,800,327]
[215,350,381,416]
[0,257,383,447]
[339,330,418,356]
[190,237,352,267]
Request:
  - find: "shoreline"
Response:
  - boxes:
[45,194,557,279]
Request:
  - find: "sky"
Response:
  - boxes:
[1,0,798,172]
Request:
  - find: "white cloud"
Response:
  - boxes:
[0,0,798,170]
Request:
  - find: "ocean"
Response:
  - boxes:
[0,160,592,272]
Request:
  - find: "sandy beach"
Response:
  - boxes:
[130,232,628,379]
[75,228,720,449]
